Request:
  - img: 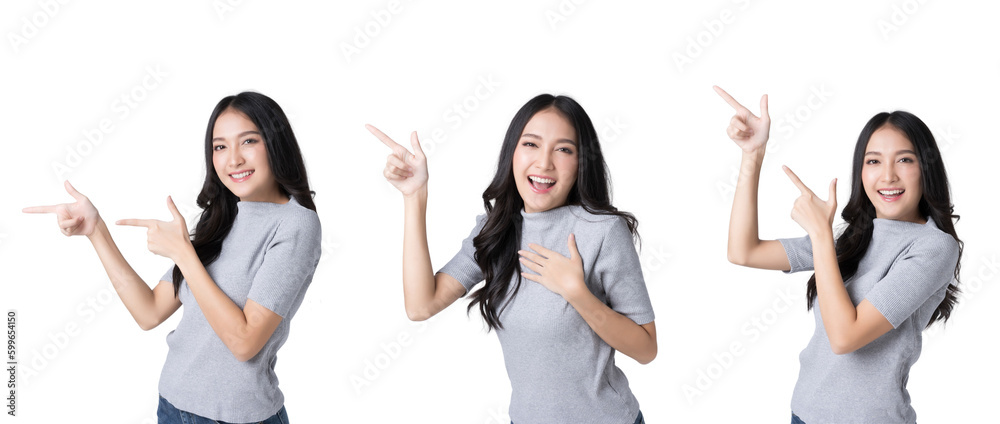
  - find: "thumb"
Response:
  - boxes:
[759,94,770,121]
[567,233,580,259]
[409,131,425,159]
[64,180,85,201]
[828,178,838,208]
[166,196,184,221]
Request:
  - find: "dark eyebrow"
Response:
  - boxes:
[519,133,578,147]
[213,130,262,142]
[865,149,916,156]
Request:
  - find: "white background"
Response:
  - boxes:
[2,1,997,422]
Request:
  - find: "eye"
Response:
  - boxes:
[213,144,225,151]
[557,147,575,154]
[899,157,915,163]
[865,159,879,165]
[521,141,537,148]
[242,138,258,145]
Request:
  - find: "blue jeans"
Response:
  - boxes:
[512,410,643,424]
[791,412,806,424]
[157,395,289,424]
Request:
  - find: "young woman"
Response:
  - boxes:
[24,92,321,424]
[369,94,656,424]
[714,86,962,424]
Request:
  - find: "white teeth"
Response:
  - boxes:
[231,170,253,179]
[529,176,555,184]
[878,189,903,196]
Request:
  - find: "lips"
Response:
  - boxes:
[877,188,903,202]
[229,169,254,183]
[528,175,556,193]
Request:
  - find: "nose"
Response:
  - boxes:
[881,160,898,183]
[227,145,245,169]
[535,149,554,170]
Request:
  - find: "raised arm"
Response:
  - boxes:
[22,181,181,331]
[783,167,894,354]
[714,86,790,271]
[117,196,283,361]
[367,124,466,321]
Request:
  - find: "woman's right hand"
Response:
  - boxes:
[713,86,770,153]
[23,180,100,237]
[367,124,429,197]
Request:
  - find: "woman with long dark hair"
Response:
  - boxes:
[369,94,656,424]
[715,86,962,424]
[24,92,320,424]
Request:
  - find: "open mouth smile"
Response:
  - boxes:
[528,175,556,194]
[877,188,904,202]
[229,169,254,183]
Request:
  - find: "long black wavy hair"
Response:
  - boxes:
[467,94,638,331]
[806,111,962,327]
[171,92,316,295]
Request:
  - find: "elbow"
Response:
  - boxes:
[136,317,161,332]
[230,343,261,362]
[727,247,748,266]
[405,306,432,322]
[634,342,658,365]
[828,336,858,356]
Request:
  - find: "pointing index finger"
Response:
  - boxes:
[713,85,750,114]
[782,165,813,195]
[366,124,405,152]
[22,205,60,214]
[116,218,157,228]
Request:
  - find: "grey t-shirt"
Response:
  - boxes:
[158,197,321,422]
[779,217,959,424]
[440,205,655,424]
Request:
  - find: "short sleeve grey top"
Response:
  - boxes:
[158,197,322,423]
[439,205,655,424]
[779,217,959,424]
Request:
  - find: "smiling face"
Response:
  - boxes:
[511,107,579,213]
[862,124,924,223]
[211,108,286,203]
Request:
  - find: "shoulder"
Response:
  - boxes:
[912,222,959,257]
[567,205,628,227]
[275,202,322,238]
[565,205,635,243]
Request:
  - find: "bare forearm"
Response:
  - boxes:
[175,250,252,352]
[567,290,656,364]
[811,231,856,340]
[401,188,440,319]
[728,150,766,263]
[86,218,157,327]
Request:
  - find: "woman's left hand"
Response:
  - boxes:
[518,234,588,300]
[116,196,193,262]
[783,165,837,237]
